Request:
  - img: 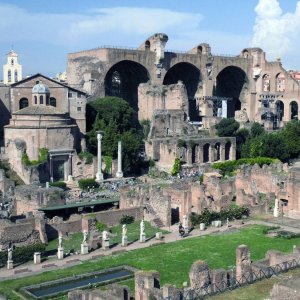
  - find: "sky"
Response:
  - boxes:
[0,0,299,77]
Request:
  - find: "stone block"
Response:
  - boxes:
[102,239,110,250]
[200,223,205,231]
[34,252,41,264]
[122,235,128,247]
[57,247,64,260]
[81,243,89,255]
[140,233,146,243]
[156,232,163,240]
[7,260,13,270]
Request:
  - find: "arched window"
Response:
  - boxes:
[197,46,203,55]
[11,59,14,66]
[290,101,298,120]
[7,70,11,83]
[14,70,18,82]
[145,40,150,50]
[19,98,29,109]
[262,74,270,92]
[50,97,56,107]
[276,73,285,92]
[203,143,210,163]
[34,96,37,105]
[40,95,43,105]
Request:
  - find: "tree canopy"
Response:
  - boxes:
[86,97,143,174]
[215,118,240,137]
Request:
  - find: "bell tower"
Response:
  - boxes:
[3,49,22,84]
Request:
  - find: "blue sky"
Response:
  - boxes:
[0,0,299,77]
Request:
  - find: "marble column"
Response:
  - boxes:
[96,131,104,182]
[68,154,73,182]
[50,155,53,183]
[220,144,225,161]
[116,141,123,178]
[209,146,215,163]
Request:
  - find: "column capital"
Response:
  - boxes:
[97,130,104,140]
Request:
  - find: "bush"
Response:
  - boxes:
[120,215,135,224]
[212,157,278,177]
[262,226,280,234]
[171,158,181,176]
[190,206,250,226]
[49,181,67,190]
[148,160,156,168]
[78,178,99,190]
[22,148,48,167]
[103,156,112,174]
[0,243,46,267]
[95,222,107,232]
[78,151,94,164]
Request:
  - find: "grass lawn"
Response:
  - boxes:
[46,232,83,254]
[2,225,300,299]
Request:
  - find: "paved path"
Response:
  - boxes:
[0,217,298,281]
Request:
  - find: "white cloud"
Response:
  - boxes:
[251,0,300,65]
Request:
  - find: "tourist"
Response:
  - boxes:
[178,223,185,237]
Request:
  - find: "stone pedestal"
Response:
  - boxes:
[274,198,279,217]
[122,235,128,247]
[102,239,110,250]
[57,247,64,260]
[155,232,162,240]
[7,260,13,270]
[81,243,89,255]
[34,252,41,264]
[200,223,205,231]
[140,233,146,243]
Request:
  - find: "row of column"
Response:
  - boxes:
[96,131,123,183]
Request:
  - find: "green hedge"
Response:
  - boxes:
[120,215,135,225]
[190,206,250,226]
[212,157,279,177]
[0,243,46,267]
[49,181,67,190]
[78,178,99,190]
[171,158,181,176]
[103,156,112,174]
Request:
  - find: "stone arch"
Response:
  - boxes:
[225,142,231,160]
[163,62,201,121]
[214,142,221,161]
[214,66,248,118]
[19,98,29,110]
[276,100,284,121]
[276,72,285,92]
[290,101,298,120]
[104,60,150,112]
[242,49,249,58]
[203,143,210,163]
[262,74,271,92]
[197,46,203,55]
[145,40,150,50]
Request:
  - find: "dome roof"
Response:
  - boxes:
[32,81,50,94]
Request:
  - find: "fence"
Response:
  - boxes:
[163,257,300,299]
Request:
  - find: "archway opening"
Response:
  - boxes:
[225,142,231,160]
[214,66,248,118]
[276,73,285,92]
[263,74,271,92]
[145,40,150,50]
[276,100,284,121]
[19,98,29,110]
[192,144,198,164]
[290,101,298,120]
[214,143,221,161]
[50,97,57,107]
[163,62,201,121]
[203,143,210,163]
[105,60,150,112]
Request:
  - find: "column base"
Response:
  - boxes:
[140,233,146,243]
[96,172,104,182]
[57,247,64,260]
[116,171,123,178]
[7,260,13,270]
[122,235,128,247]
[81,243,89,255]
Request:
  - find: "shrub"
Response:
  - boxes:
[171,158,181,176]
[262,226,280,234]
[120,215,135,224]
[190,206,250,226]
[78,178,99,190]
[49,181,67,190]
[21,148,48,167]
[148,160,156,168]
[96,222,107,232]
[78,151,94,164]
[103,156,112,174]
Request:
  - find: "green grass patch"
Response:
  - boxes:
[2,225,300,299]
[46,232,83,254]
